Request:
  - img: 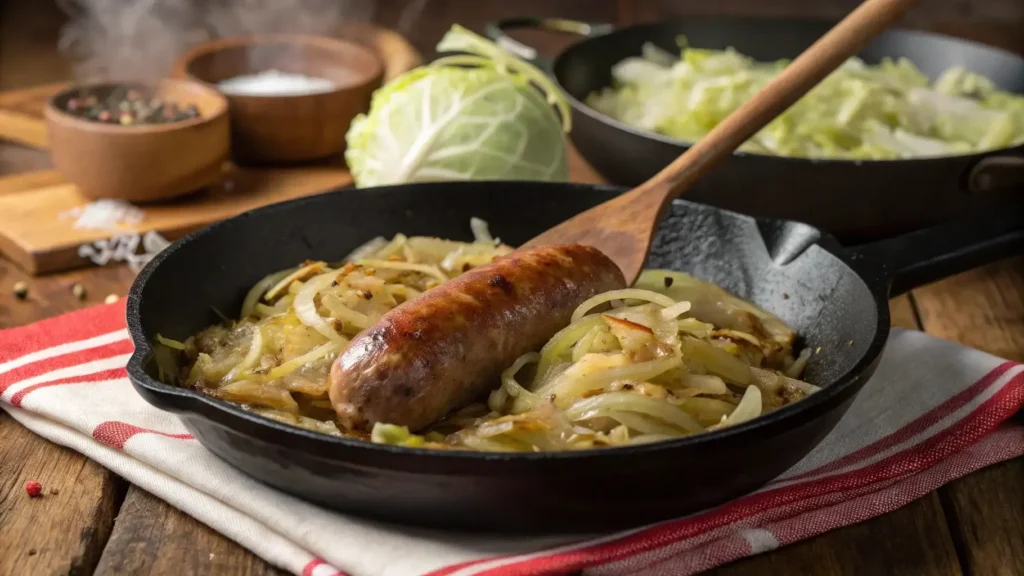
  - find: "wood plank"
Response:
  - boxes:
[912,256,1024,363]
[0,165,354,275]
[0,109,47,148]
[0,413,127,576]
[93,488,285,576]
[0,254,134,574]
[889,294,920,330]
[0,169,63,196]
[707,493,962,576]
[911,256,1024,576]
[0,143,51,176]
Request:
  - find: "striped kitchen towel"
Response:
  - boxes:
[2,301,1023,576]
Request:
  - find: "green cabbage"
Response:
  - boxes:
[345,25,570,187]
[586,37,1024,159]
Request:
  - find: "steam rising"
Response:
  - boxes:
[57,0,384,82]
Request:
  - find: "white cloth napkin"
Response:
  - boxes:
[2,301,1022,576]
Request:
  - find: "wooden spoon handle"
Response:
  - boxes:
[631,0,919,205]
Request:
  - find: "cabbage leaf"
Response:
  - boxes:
[345,25,570,187]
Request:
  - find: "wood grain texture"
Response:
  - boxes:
[0,165,354,275]
[0,413,127,576]
[93,488,285,576]
[911,256,1024,576]
[0,169,64,196]
[0,247,132,575]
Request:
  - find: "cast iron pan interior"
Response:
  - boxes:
[127,182,895,532]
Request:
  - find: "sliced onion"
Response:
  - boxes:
[660,300,692,320]
[681,337,752,384]
[223,325,264,382]
[470,217,496,244]
[535,314,605,380]
[673,396,738,426]
[720,385,762,427]
[293,273,346,343]
[342,236,388,262]
[267,341,341,380]
[241,267,297,318]
[320,295,373,331]
[572,325,603,362]
[565,391,703,433]
[536,354,681,407]
[265,262,326,302]
[751,366,820,395]
[354,259,448,283]
[385,284,423,303]
[572,289,677,322]
[496,353,540,413]
[683,373,729,395]
[785,348,813,379]
[603,410,689,436]
[155,334,186,351]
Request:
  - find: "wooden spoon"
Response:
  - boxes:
[522,0,919,284]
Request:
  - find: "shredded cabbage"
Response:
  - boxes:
[345,25,570,187]
[586,38,1024,159]
[162,219,823,453]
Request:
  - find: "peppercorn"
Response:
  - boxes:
[49,487,60,495]
[664,276,674,287]
[72,283,87,300]
[13,281,28,300]
[63,85,200,126]
[25,481,42,498]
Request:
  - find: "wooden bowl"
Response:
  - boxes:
[44,80,230,203]
[173,34,384,165]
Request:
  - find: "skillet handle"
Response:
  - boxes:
[966,153,1024,194]
[484,18,614,70]
[848,196,1024,297]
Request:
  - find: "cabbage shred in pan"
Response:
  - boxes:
[486,17,1024,242]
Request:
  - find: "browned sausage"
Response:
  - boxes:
[329,244,626,432]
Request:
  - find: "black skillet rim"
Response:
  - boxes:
[554,18,1024,165]
[125,181,893,464]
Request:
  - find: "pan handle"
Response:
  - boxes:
[848,196,1024,297]
[966,153,1024,194]
[484,18,614,70]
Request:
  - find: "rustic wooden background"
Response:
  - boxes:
[0,1,1022,575]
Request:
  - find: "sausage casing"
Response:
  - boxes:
[329,244,626,432]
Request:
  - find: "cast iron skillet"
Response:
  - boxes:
[486,17,1024,243]
[125,182,1024,532]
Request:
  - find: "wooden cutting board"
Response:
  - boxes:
[0,23,422,275]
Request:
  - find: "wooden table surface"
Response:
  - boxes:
[2,2,1023,575]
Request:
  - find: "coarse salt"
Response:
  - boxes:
[217,69,337,96]
[60,199,145,230]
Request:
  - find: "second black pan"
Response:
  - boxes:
[125,182,1024,532]
[487,17,1024,243]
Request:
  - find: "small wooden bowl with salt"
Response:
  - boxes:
[173,34,384,165]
